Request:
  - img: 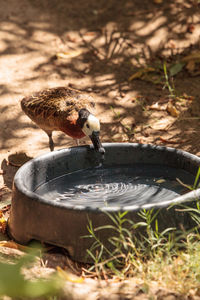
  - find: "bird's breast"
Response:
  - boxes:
[59,119,85,139]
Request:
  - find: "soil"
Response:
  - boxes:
[1,0,200,299]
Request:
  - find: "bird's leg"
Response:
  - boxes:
[45,131,54,151]
[75,139,79,146]
[48,133,54,151]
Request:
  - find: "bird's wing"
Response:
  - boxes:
[21,87,96,130]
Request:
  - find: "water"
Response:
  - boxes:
[34,164,194,208]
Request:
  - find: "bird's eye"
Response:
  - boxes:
[86,124,90,129]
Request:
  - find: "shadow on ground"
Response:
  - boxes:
[0,0,200,159]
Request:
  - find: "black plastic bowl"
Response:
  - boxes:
[9,143,200,262]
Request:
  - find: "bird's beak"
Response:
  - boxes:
[89,131,105,154]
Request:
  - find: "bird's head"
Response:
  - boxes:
[77,108,105,154]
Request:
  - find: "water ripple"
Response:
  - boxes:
[35,164,193,208]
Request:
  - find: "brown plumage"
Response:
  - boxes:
[21,86,104,153]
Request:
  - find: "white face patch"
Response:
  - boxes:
[82,114,100,136]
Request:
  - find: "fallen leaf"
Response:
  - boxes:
[128,67,155,81]
[156,179,166,183]
[150,119,170,130]
[186,60,196,73]
[57,266,84,283]
[84,31,97,36]
[129,70,144,81]
[149,102,166,111]
[154,0,163,3]
[159,137,179,144]
[0,241,29,251]
[8,152,32,167]
[56,50,83,59]
[182,51,200,63]
[141,72,163,84]
[0,241,19,250]
[182,93,194,101]
[167,101,179,117]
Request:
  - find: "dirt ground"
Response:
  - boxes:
[1,0,200,299]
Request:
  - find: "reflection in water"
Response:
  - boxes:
[35,165,193,208]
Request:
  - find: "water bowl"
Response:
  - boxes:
[9,143,200,262]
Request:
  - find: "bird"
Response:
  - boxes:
[21,86,105,154]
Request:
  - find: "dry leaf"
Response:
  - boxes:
[150,119,170,130]
[182,93,194,101]
[129,67,155,81]
[129,70,144,81]
[186,60,196,73]
[56,50,83,59]
[0,241,19,250]
[159,137,178,144]
[0,241,28,251]
[154,0,163,3]
[141,73,163,84]
[156,179,166,183]
[8,152,32,167]
[149,102,166,111]
[84,31,96,36]
[57,266,84,283]
[182,51,200,63]
[167,102,179,117]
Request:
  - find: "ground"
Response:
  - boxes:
[1,0,200,299]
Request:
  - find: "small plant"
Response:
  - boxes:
[85,205,200,292]
[86,211,136,277]
[84,167,200,294]
[193,166,200,190]
[134,209,177,257]
[163,61,176,99]
[85,208,180,279]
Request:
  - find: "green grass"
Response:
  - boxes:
[86,207,200,293]
[163,61,176,99]
[85,167,200,294]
